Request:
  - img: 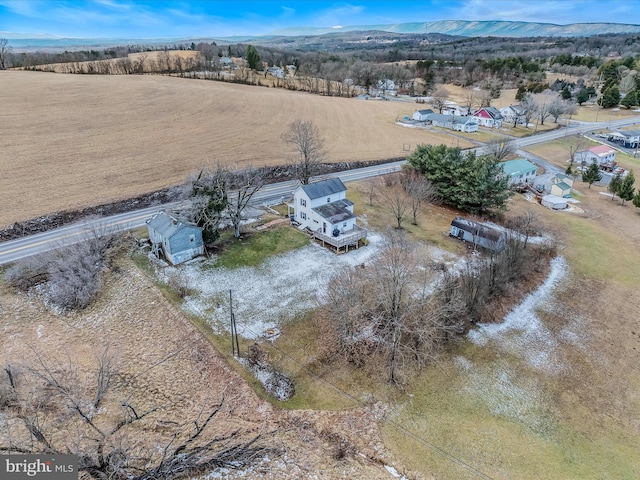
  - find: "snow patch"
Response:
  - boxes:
[467,256,568,373]
[384,465,408,479]
[156,232,383,339]
[463,365,554,434]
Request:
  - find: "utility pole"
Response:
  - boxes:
[229,290,240,357]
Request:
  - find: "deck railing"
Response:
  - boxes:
[312,225,367,248]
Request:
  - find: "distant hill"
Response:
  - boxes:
[268,20,640,38]
[4,19,640,52]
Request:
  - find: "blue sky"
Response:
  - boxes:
[0,0,638,38]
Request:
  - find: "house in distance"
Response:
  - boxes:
[146,212,205,265]
[289,178,367,253]
[501,158,538,186]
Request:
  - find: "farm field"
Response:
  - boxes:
[0,71,473,228]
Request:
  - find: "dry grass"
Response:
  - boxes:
[0,71,474,228]
[0,258,404,479]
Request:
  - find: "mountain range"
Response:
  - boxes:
[3,19,640,51]
[267,20,640,38]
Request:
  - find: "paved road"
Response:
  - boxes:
[1,116,639,266]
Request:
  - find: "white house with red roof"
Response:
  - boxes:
[472,106,504,128]
[577,145,617,166]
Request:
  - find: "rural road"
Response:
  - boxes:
[1,116,639,266]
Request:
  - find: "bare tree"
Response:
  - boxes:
[566,134,588,169]
[0,347,272,479]
[462,87,476,114]
[281,119,326,185]
[505,210,538,249]
[534,90,558,125]
[401,169,438,225]
[548,96,567,123]
[485,138,515,161]
[322,230,465,384]
[376,174,410,229]
[225,165,266,238]
[190,165,229,245]
[519,93,538,128]
[5,226,121,310]
[431,85,449,114]
[0,38,11,70]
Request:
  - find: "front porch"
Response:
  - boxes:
[311,225,368,253]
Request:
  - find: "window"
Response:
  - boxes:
[300,198,306,207]
[343,222,347,227]
[189,234,195,243]
[327,197,331,203]
[301,212,307,220]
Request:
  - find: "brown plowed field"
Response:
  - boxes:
[0,71,471,227]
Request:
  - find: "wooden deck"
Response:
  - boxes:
[312,225,367,253]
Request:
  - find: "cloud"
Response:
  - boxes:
[314,3,366,26]
[454,0,627,24]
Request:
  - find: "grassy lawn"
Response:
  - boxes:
[382,342,640,480]
[571,104,638,123]
[212,225,309,269]
[452,128,502,144]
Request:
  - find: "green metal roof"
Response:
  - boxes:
[554,181,572,190]
[501,158,537,176]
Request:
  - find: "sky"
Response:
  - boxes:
[0,0,639,39]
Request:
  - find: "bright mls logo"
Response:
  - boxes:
[1,455,77,479]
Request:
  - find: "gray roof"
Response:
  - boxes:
[300,178,347,200]
[482,106,504,119]
[451,217,505,242]
[146,212,199,238]
[416,109,434,115]
[313,199,355,223]
[616,129,640,137]
[429,113,477,125]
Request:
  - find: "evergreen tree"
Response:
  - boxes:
[609,172,623,201]
[576,89,589,106]
[581,162,602,188]
[515,85,526,101]
[621,90,638,109]
[406,144,510,216]
[599,86,621,108]
[618,171,636,205]
[246,44,261,70]
[633,189,640,209]
[561,86,572,100]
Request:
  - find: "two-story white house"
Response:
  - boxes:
[289,178,367,252]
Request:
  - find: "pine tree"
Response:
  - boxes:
[246,44,260,70]
[581,163,602,189]
[576,89,589,106]
[609,172,623,201]
[621,90,638,109]
[618,171,636,206]
[633,189,640,209]
[406,145,510,216]
[599,86,621,108]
